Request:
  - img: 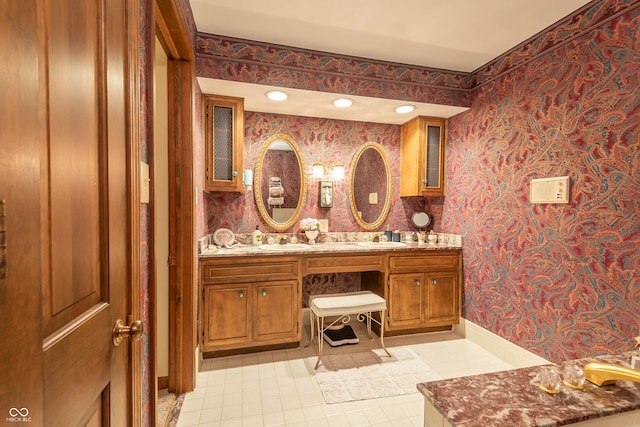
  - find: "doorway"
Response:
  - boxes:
[154,0,198,399]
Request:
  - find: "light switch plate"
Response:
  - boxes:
[530,176,569,204]
[140,161,150,204]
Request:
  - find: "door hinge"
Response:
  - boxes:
[205,168,209,180]
[168,255,177,266]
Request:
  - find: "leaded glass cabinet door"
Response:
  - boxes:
[203,94,244,192]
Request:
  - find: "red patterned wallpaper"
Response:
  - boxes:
[443,5,639,361]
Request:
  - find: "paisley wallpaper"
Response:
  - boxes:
[138,0,152,424]
[442,4,639,362]
[196,0,639,363]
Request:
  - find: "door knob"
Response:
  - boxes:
[112,315,144,347]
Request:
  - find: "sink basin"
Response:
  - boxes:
[258,244,309,251]
[357,241,407,248]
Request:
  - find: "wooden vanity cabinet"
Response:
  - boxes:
[203,94,245,192]
[200,258,301,353]
[386,250,461,333]
[400,116,447,197]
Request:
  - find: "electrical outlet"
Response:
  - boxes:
[140,161,150,204]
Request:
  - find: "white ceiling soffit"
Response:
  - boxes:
[197,78,469,125]
[191,0,591,72]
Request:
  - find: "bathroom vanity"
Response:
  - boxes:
[199,242,462,355]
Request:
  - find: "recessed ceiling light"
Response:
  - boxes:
[395,105,415,114]
[333,98,353,108]
[265,90,288,101]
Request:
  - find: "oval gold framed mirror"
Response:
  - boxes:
[254,134,307,232]
[348,142,393,230]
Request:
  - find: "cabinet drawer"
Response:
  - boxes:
[202,260,298,284]
[389,253,459,272]
[302,254,385,275]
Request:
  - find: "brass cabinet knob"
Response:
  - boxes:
[238,291,244,298]
[112,316,144,347]
[415,280,420,286]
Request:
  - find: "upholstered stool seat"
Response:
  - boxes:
[307,291,391,369]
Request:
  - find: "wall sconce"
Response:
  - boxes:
[312,163,325,179]
[332,165,345,180]
[242,169,253,190]
[312,163,344,181]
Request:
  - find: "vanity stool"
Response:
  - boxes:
[307,291,391,369]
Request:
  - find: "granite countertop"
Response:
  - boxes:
[418,351,640,427]
[200,240,462,257]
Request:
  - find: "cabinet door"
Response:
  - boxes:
[388,273,425,328]
[400,116,446,197]
[203,94,244,192]
[426,272,459,325]
[202,284,252,351]
[420,118,446,196]
[254,280,299,343]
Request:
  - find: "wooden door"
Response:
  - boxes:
[426,272,460,325]
[254,281,299,343]
[388,274,425,328]
[0,1,138,425]
[202,285,252,351]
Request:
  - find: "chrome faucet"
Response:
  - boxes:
[583,362,640,386]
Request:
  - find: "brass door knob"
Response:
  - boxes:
[112,316,144,347]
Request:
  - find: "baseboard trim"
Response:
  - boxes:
[453,318,549,368]
[157,376,169,390]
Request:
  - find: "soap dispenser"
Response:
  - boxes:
[252,225,263,245]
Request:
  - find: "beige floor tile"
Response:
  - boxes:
[177,327,515,427]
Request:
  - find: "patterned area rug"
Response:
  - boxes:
[157,389,185,427]
[307,347,441,404]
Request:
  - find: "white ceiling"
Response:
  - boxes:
[190,0,591,123]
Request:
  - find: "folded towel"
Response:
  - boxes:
[270,186,285,196]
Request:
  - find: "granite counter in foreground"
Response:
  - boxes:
[418,351,640,427]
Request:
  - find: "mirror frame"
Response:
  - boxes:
[254,133,308,232]
[348,142,393,231]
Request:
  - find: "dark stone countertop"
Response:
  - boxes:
[417,351,640,427]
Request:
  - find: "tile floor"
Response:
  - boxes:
[176,321,515,427]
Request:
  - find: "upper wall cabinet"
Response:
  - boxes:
[203,94,245,192]
[400,116,447,197]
